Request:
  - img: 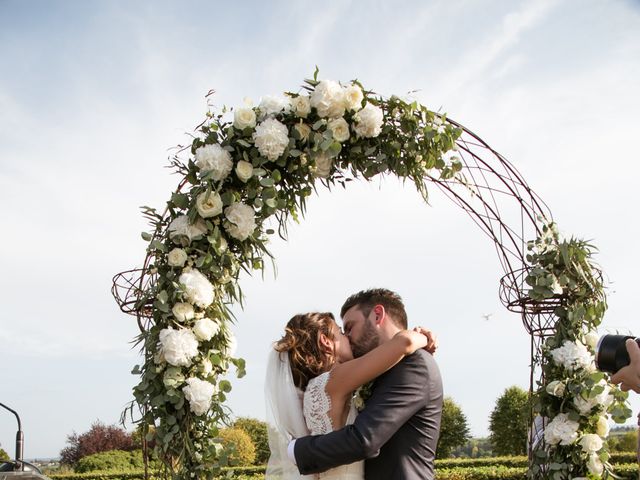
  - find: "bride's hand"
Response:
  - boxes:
[412,326,437,354]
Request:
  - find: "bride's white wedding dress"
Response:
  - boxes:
[303,371,365,480]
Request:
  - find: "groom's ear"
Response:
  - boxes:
[373,304,385,326]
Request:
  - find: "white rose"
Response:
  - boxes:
[313,152,333,178]
[310,80,346,118]
[579,433,603,453]
[224,202,256,241]
[168,216,208,245]
[194,144,233,181]
[596,415,610,437]
[233,106,256,130]
[172,302,195,322]
[291,95,311,118]
[167,248,188,267]
[585,331,599,350]
[193,318,220,342]
[253,118,290,161]
[179,268,214,308]
[201,357,213,376]
[353,103,384,138]
[182,377,216,416]
[328,117,350,143]
[159,328,199,367]
[293,123,311,142]
[587,453,604,476]
[343,84,363,111]
[259,95,290,117]
[196,191,223,218]
[235,160,253,182]
[544,413,579,446]
[546,380,565,397]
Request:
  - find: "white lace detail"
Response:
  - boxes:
[303,371,334,435]
[302,371,364,480]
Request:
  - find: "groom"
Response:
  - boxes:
[289,288,443,479]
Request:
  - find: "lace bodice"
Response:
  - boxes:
[302,371,363,479]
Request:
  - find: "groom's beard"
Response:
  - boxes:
[351,319,380,358]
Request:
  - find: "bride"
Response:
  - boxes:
[265,311,433,479]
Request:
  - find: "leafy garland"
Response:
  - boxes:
[131,70,462,478]
[527,222,632,479]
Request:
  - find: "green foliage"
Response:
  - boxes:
[489,386,529,456]
[438,397,471,458]
[219,428,256,466]
[608,429,638,452]
[0,446,9,461]
[451,437,493,458]
[232,417,269,465]
[74,450,145,473]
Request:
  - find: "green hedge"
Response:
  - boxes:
[435,464,638,480]
[435,452,637,469]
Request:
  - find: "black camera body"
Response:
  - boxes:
[595,334,640,374]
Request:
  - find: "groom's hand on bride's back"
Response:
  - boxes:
[412,326,438,354]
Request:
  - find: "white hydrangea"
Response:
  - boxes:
[172,302,195,322]
[253,118,289,161]
[544,413,580,446]
[310,80,346,118]
[343,84,364,111]
[179,268,214,308]
[193,317,220,342]
[224,202,256,241]
[573,380,612,415]
[259,95,290,117]
[353,103,384,138]
[182,377,216,416]
[233,106,257,130]
[196,191,223,218]
[328,117,350,143]
[159,328,199,367]
[550,340,595,372]
[167,248,188,267]
[194,144,233,181]
[168,216,208,245]
[313,152,333,179]
[579,433,603,453]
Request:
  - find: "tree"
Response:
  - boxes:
[489,386,530,456]
[0,445,9,461]
[233,417,269,465]
[59,420,135,466]
[437,397,471,458]
[219,428,256,466]
[608,430,638,452]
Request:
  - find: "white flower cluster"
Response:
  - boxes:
[253,118,289,161]
[168,216,207,245]
[549,340,595,372]
[544,412,579,445]
[224,202,256,241]
[573,380,613,414]
[183,377,216,416]
[159,328,199,367]
[179,268,214,308]
[195,144,233,181]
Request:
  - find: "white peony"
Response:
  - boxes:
[196,191,223,218]
[550,340,595,372]
[193,317,220,342]
[328,117,350,143]
[544,413,580,446]
[596,415,610,437]
[159,328,199,367]
[546,380,565,397]
[587,453,604,475]
[167,248,188,267]
[194,144,233,181]
[343,84,364,111]
[259,95,290,117]
[253,118,290,161]
[353,103,384,138]
[291,95,311,118]
[182,377,216,416]
[310,80,346,118]
[579,433,603,453]
[235,160,253,182]
[172,302,195,322]
[313,152,333,178]
[224,202,256,241]
[179,268,214,308]
[233,106,257,130]
[168,215,208,245]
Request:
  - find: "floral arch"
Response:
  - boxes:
[112,72,631,479]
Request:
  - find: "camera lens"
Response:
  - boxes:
[595,334,640,374]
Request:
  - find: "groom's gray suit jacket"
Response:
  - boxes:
[294,349,443,480]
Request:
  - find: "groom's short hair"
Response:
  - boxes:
[340,288,408,329]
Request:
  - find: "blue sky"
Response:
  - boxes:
[1,0,639,459]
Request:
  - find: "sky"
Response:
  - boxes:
[1,0,640,460]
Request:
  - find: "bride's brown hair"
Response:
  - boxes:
[274,312,336,390]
